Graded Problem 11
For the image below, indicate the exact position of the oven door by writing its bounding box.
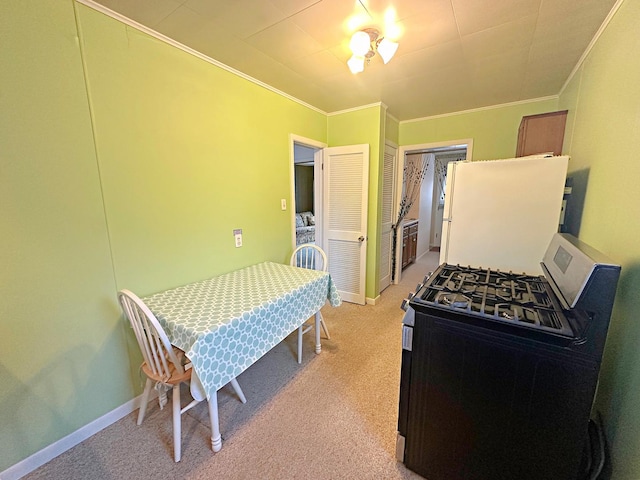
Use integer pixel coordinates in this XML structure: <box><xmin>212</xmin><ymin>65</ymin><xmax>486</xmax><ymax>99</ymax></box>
<box><xmin>402</xmin><ymin>309</ymin><xmax>599</xmax><ymax>480</ymax></box>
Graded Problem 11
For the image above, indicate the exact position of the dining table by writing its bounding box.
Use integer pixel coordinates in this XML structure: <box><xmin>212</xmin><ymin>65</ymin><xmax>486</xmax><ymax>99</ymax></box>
<box><xmin>143</xmin><ymin>261</ymin><xmax>341</xmax><ymax>452</ymax></box>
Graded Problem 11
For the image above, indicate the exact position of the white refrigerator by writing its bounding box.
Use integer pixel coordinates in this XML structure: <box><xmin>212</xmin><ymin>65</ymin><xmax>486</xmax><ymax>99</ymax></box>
<box><xmin>439</xmin><ymin>155</ymin><xmax>569</xmax><ymax>274</ymax></box>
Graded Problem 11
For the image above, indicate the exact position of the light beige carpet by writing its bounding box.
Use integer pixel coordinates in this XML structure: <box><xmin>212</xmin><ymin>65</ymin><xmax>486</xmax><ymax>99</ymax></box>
<box><xmin>23</xmin><ymin>253</ymin><xmax>440</xmax><ymax>480</ymax></box>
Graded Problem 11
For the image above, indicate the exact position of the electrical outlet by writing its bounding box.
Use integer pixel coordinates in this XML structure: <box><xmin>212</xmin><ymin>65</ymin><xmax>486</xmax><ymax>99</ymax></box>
<box><xmin>233</xmin><ymin>229</ymin><xmax>242</xmax><ymax>248</ymax></box>
<box><xmin>281</xmin><ymin>199</ymin><xmax>287</xmax><ymax>210</ymax></box>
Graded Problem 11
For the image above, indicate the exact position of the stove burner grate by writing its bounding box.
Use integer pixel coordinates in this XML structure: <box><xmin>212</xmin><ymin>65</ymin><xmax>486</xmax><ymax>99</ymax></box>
<box><xmin>418</xmin><ymin>264</ymin><xmax>568</xmax><ymax>333</ymax></box>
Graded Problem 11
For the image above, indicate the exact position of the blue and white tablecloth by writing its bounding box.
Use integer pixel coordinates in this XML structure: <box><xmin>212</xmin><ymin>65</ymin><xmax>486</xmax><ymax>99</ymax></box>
<box><xmin>143</xmin><ymin>261</ymin><xmax>341</xmax><ymax>400</ymax></box>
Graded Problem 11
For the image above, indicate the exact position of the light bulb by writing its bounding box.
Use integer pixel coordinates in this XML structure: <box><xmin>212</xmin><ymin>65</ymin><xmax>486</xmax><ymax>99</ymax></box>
<box><xmin>347</xmin><ymin>55</ymin><xmax>365</xmax><ymax>74</ymax></box>
<box><xmin>350</xmin><ymin>31</ymin><xmax>371</xmax><ymax>56</ymax></box>
<box><xmin>377</xmin><ymin>38</ymin><xmax>399</xmax><ymax>64</ymax></box>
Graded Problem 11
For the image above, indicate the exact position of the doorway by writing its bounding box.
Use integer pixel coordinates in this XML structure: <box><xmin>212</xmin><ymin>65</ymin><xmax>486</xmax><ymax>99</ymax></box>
<box><xmin>394</xmin><ymin>139</ymin><xmax>473</xmax><ymax>284</ymax></box>
<box><xmin>290</xmin><ymin>135</ymin><xmax>325</xmax><ymax>250</ymax></box>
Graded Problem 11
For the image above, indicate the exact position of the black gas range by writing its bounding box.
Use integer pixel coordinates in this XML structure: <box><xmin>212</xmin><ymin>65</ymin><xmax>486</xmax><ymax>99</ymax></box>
<box><xmin>397</xmin><ymin>233</ymin><xmax>620</xmax><ymax>480</ymax></box>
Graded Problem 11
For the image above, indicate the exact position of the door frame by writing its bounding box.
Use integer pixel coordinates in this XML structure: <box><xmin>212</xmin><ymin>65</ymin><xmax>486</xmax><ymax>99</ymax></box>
<box><xmin>289</xmin><ymin>134</ymin><xmax>327</xmax><ymax>250</ymax></box>
<box><xmin>379</xmin><ymin>140</ymin><xmax>398</xmax><ymax>293</ymax></box>
<box><xmin>394</xmin><ymin>139</ymin><xmax>474</xmax><ymax>284</ymax></box>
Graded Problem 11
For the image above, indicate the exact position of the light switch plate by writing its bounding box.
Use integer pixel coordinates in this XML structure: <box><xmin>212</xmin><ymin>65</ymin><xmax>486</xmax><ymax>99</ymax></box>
<box><xmin>233</xmin><ymin>229</ymin><xmax>242</xmax><ymax>248</ymax></box>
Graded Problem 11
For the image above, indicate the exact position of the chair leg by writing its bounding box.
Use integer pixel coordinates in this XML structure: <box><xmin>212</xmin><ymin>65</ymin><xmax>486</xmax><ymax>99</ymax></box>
<box><xmin>230</xmin><ymin>378</ymin><xmax>247</xmax><ymax>403</ymax></box>
<box><xmin>320</xmin><ymin>312</ymin><xmax>330</xmax><ymax>339</ymax></box>
<box><xmin>208</xmin><ymin>390</ymin><xmax>222</xmax><ymax>452</ymax></box>
<box><xmin>297</xmin><ymin>325</ymin><xmax>303</xmax><ymax>364</ymax></box>
<box><xmin>137</xmin><ymin>378</ymin><xmax>153</xmax><ymax>425</ymax></box>
<box><xmin>315</xmin><ymin>311</ymin><xmax>322</xmax><ymax>354</ymax></box>
<box><xmin>172</xmin><ymin>384</ymin><xmax>182</xmax><ymax>462</ymax></box>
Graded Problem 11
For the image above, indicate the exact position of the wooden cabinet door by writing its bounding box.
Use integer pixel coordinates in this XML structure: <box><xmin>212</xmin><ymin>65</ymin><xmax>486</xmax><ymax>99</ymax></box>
<box><xmin>402</xmin><ymin>224</ymin><xmax>418</xmax><ymax>269</ymax></box>
<box><xmin>402</xmin><ymin>228</ymin><xmax>409</xmax><ymax>268</ymax></box>
<box><xmin>409</xmin><ymin>225</ymin><xmax>418</xmax><ymax>263</ymax></box>
<box><xmin>516</xmin><ymin>110</ymin><xmax>568</xmax><ymax>157</ymax></box>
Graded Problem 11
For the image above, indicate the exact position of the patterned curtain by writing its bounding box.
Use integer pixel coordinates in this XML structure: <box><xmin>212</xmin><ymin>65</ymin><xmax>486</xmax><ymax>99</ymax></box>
<box><xmin>395</xmin><ymin>153</ymin><xmax>431</xmax><ymax>226</ymax></box>
<box><xmin>391</xmin><ymin>153</ymin><xmax>431</xmax><ymax>278</ymax></box>
<box><xmin>434</xmin><ymin>158</ymin><xmax>448</xmax><ymax>206</ymax></box>
<box><xmin>434</xmin><ymin>151</ymin><xmax>466</xmax><ymax>207</ymax></box>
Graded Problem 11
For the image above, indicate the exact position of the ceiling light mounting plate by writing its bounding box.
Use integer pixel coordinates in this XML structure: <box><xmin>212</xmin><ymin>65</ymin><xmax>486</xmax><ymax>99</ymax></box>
<box><xmin>363</xmin><ymin>28</ymin><xmax>380</xmax><ymax>58</ymax></box>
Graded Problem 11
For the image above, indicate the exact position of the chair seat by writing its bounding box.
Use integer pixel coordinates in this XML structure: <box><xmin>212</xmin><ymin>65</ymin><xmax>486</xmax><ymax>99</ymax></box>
<box><xmin>140</xmin><ymin>346</ymin><xmax>192</xmax><ymax>386</ymax></box>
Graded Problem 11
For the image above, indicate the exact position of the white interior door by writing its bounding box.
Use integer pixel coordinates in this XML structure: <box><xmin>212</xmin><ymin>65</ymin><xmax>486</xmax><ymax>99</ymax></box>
<box><xmin>322</xmin><ymin>145</ymin><xmax>369</xmax><ymax>305</ymax></box>
<box><xmin>379</xmin><ymin>144</ymin><xmax>397</xmax><ymax>292</ymax></box>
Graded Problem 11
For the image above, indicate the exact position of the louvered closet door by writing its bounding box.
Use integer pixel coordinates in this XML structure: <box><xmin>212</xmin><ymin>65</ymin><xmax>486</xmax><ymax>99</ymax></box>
<box><xmin>379</xmin><ymin>144</ymin><xmax>397</xmax><ymax>292</ymax></box>
<box><xmin>323</xmin><ymin>145</ymin><xmax>369</xmax><ymax>305</ymax></box>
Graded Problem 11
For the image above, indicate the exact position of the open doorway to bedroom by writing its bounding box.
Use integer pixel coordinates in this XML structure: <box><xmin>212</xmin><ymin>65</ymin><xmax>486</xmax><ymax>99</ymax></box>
<box><xmin>290</xmin><ymin>135</ymin><xmax>326</xmax><ymax>250</ymax></box>
<box><xmin>293</xmin><ymin>143</ymin><xmax>318</xmax><ymax>246</ymax></box>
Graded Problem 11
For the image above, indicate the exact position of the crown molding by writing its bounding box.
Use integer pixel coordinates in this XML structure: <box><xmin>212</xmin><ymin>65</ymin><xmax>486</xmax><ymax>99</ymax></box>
<box><xmin>559</xmin><ymin>0</ymin><xmax>625</xmax><ymax>96</ymax></box>
<box><xmin>400</xmin><ymin>95</ymin><xmax>559</xmax><ymax>124</ymax></box>
<box><xmin>74</xmin><ymin>0</ymin><xmax>616</xmax><ymax>129</ymax></box>
<box><xmin>327</xmin><ymin>102</ymin><xmax>386</xmax><ymax>117</ymax></box>
<box><xmin>74</xmin><ymin>0</ymin><xmax>327</xmax><ymax>116</ymax></box>
<box><xmin>386</xmin><ymin>111</ymin><xmax>400</xmax><ymax>123</ymax></box>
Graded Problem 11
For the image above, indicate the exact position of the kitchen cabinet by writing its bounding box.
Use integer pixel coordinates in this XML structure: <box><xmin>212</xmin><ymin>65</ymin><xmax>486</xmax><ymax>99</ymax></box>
<box><xmin>402</xmin><ymin>221</ymin><xmax>418</xmax><ymax>270</ymax></box>
<box><xmin>516</xmin><ymin>110</ymin><xmax>568</xmax><ymax>157</ymax></box>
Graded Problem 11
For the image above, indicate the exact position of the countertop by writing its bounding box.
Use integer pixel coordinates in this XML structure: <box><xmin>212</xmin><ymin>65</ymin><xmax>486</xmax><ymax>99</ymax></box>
<box><xmin>404</xmin><ymin>218</ymin><xmax>419</xmax><ymax>227</ymax></box>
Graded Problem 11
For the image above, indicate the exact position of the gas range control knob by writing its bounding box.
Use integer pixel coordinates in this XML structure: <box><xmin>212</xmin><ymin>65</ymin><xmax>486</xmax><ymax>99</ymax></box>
<box><xmin>401</xmin><ymin>298</ymin><xmax>409</xmax><ymax>311</ymax></box>
<box><xmin>401</xmin><ymin>292</ymin><xmax>415</xmax><ymax>311</ymax></box>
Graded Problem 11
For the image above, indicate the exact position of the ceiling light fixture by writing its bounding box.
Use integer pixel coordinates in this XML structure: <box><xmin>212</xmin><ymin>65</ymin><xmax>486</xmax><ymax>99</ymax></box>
<box><xmin>348</xmin><ymin>28</ymin><xmax>399</xmax><ymax>74</ymax></box>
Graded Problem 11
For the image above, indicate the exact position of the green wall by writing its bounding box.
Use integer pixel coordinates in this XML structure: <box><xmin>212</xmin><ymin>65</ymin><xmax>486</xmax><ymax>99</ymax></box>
<box><xmin>0</xmin><ymin>0</ymin><xmax>327</xmax><ymax>471</ymax></box>
<box><xmin>558</xmin><ymin>0</ymin><xmax>640</xmax><ymax>477</ymax></box>
<box><xmin>324</xmin><ymin>107</ymin><xmax>395</xmax><ymax>302</ymax></box>
<box><xmin>400</xmin><ymin>98</ymin><xmax>559</xmax><ymax>160</ymax></box>
<box><xmin>327</xmin><ymin>105</ymin><xmax>385</xmax><ymax>299</ymax></box>
<box><xmin>78</xmin><ymin>5</ymin><xmax>327</xmax><ymax>294</ymax></box>
<box><xmin>385</xmin><ymin>112</ymin><xmax>399</xmax><ymax>145</ymax></box>
<box><xmin>0</xmin><ymin>0</ymin><xmax>131</xmax><ymax>469</ymax></box>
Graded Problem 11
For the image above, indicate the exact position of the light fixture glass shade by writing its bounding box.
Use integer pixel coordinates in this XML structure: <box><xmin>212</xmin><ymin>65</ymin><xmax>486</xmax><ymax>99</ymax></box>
<box><xmin>377</xmin><ymin>38</ymin><xmax>399</xmax><ymax>64</ymax></box>
<box><xmin>347</xmin><ymin>55</ymin><xmax>365</xmax><ymax>74</ymax></box>
<box><xmin>350</xmin><ymin>31</ymin><xmax>371</xmax><ymax>56</ymax></box>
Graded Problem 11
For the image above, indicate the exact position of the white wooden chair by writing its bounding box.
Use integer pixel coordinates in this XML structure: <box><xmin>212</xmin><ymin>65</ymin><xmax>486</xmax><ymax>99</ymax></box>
<box><xmin>118</xmin><ymin>289</ymin><xmax>246</xmax><ymax>462</ymax></box>
<box><xmin>289</xmin><ymin>244</ymin><xmax>330</xmax><ymax>363</ymax></box>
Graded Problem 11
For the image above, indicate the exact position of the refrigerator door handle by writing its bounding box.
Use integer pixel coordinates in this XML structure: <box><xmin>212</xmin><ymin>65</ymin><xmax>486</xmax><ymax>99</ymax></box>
<box><xmin>442</xmin><ymin>161</ymin><xmax>457</xmax><ymax>221</ymax></box>
<box><xmin>439</xmin><ymin>162</ymin><xmax>457</xmax><ymax>264</ymax></box>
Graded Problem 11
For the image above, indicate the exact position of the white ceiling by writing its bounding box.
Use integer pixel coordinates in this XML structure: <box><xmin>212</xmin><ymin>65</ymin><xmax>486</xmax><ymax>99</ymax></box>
<box><xmin>88</xmin><ymin>0</ymin><xmax>617</xmax><ymax>121</ymax></box>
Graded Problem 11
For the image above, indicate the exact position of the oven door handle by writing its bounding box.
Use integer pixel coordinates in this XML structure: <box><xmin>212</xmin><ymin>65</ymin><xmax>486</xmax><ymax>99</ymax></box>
<box><xmin>402</xmin><ymin>325</ymin><xmax>413</xmax><ymax>351</ymax></box>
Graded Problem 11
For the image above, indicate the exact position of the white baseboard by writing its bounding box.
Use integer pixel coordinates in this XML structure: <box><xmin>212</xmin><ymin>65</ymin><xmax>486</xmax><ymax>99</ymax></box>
<box><xmin>0</xmin><ymin>393</ymin><xmax>149</xmax><ymax>480</ymax></box>
<box><xmin>366</xmin><ymin>295</ymin><xmax>380</xmax><ymax>305</ymax></box>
